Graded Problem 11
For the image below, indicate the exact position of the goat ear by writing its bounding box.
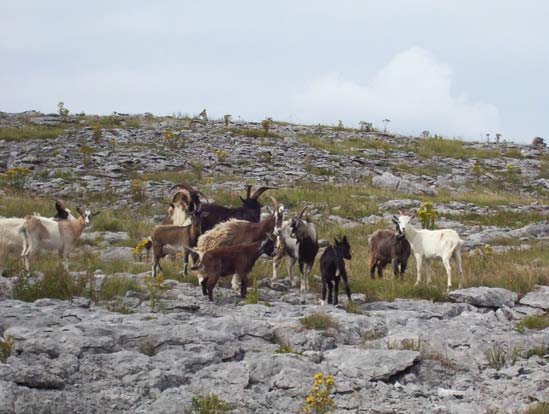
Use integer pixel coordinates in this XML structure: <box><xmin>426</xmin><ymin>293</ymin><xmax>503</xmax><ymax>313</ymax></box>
<box><xmin>239</xmin><ymin>196</ymin><xmax>246</xmax><ymax>203</ymax></box>
<box><xmin>91</xmin><ymin>211</ymin><xmax>101</xmax><ymax>218</ymax></box>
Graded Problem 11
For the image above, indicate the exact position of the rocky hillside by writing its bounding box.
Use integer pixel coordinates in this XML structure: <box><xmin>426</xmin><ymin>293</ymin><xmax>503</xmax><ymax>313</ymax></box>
<box><xmin>0</xmin><ymin>111</ymin><xmax>548</xmax><ymax>413</ymax></box>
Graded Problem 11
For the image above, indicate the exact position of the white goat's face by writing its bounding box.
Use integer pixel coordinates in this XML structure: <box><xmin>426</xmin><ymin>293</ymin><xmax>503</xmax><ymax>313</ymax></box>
<box><xmin>397</xmin><ymin>215</ymin><xmax>412</xmax><ymax>233</ymax></box>
<box><xmin>84</xmin><ymin>209</ymin><xmax>92</xmax><ymax>225</ymax></box>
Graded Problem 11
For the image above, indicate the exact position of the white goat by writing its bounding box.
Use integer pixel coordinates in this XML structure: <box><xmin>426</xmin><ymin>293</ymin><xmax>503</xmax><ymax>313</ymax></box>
<box><xmin>397</xmin><ymin>213</ymin><xmax>463</xmax><ymax>291</ymax></box>
<box><xmin>21</xmin><ymin>207</ymin><xmax>99</xmax><ymax>271</ymax></box>
<box><xmin>0</xmin><ymin>202</ymin><xmax>76</xmax><ymax>274</ymax></box>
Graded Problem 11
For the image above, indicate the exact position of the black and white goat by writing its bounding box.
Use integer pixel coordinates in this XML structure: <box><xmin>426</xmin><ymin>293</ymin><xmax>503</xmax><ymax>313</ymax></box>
<box><xmin>273</xmin><ymin>206</ymin><xmax>318</xmax><ymax>291</ymax></box>
<box><xmin>319</xmin><ymin>236</ymin><xmax>352</xmax><ymax>306</ymax></box>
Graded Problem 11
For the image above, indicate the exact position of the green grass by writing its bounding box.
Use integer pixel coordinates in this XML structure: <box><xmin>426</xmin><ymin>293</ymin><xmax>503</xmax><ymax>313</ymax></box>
<box><xmin>516</xmin><ymin>315</ymin><xmax>549</xmax><ymax>333</ymax></box>
<box><xmin>414</xmin><ymin>137</ymin><xmax>499</xmax><ymax>159</ymax></box>
<box><xmin>526</xmin><ymin>403</ymin><xmax>549</xmax><ymax>414</ymax></box>
<box><xmin>299</xmin><ymin>312</ymin><xmax>340</xmax><ymax>331</ymax></box>
<box><xmin>224</xmin><ymin>127</ymin><xmax>282</xmax><ymax>139</ymax></box>
<box><xmin>13</xmin><ymin>271</ymin><xmax>94</xmax><ymax>302</ymax></box>
<box><xmin>0</xmin><ymin>126</ymin><xmax>69</xmax><ymax>142</ymax></box>
<box><xmin>187</xmin><ymin>393</ymin><xmax>232</xmax><ymax>414</ymax></box>
<box><xmin>0</xmin><ymin>336</ymin><xmax>14</xmax><ymax>363</ymax></box>
<box><xmin>299</xmin><ymin>134</ymin><xmax>393</xmax><ymax>157</ymax></box>
<box><xmin>99</xmin><ymin>276</ymin><xmax>143</xmax><ymax>301</ymax></box>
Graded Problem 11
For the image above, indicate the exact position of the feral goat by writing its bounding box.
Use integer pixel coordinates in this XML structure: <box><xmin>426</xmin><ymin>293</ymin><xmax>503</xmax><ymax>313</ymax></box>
<box><xmin>320</xmin><ymin>236</ymin><xmax>352</xmax><ymax>306</ymax></box>
<box><xmin>151</xmin><ymin>204</ymin><xmax>204</xmax><ymax>277</ymax></box>
<box><xmin>196</xmin><ymin>196</ymin><xmax>283</xmax><ymax>290</ymax></box>
<box><xmin>199</xmin><ymin>184</ymin><xmax>274</xmax><ymax>233</ymax></box>
<box><xmin>22</xmin><ymin>207</ymin><xmax>99</xmax><ymax>271</ymax></box>
<box><xmin>192</xmin><ymin>236</ymin><xmax>276</xmax><ymax>301</ymax></box>
<box><xmin>163</xmin><ymin>182</ymin><xmax>205</xmax><ymax>226</ymax></box>
<box><xmin>0</xmin><ymin>201</ymin><xmax>75</xmax><ymax>274</ymax></box>
<box><xmin>368</xmin><ymin>219</ymin><xmax>411</xmax><ymax>279</ymax></box>
<box><xmin>397</xmin><ymin>212</ymin><xmax>463</xmax><ymax>291</ymax></box>
<box><xmin>286</xmin><ymin>206</ymin><xmax>319</xmax><ymax>291</ymax></box>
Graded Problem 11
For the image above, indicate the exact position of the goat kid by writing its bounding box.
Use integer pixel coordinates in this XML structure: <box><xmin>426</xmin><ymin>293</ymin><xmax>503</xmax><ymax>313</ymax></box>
<box><xmin>368</xmin><ymin>226</ymin><xmax>411</xmax><ymax>279</ymax></box>
<box><xmin>22</xmin><ymin>207</ymin><xmax>99</xmax><ymax>271</ymax></box>
<box><xmin>397</xmin><ymin>212</ymin><xmax>463</xmax><ymax>291</ymax></box>
<box><xmin>289</xmin><ymin>207</ymin><xmax>319</xmax><ymax>291</ymax></box>
<box><xmin>151</xmin><ymin>207</ymin><xmax>204</xmax><ymax>277</ymax></box>
<box><xmin>320</xmin><ymin>236</ymin><xmax>352</xmax><ymax>306</ymax></box>
<box><xmin>192</xmin><ymin>237</ymin><xmax>275</xmax><ymax>301</ymax></box>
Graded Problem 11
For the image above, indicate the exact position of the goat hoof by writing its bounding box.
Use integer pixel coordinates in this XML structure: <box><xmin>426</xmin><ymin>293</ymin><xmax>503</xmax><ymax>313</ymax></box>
<box><xmin>320</xmin><ymin>300</ymin><xmax>326</xmax><ymax>306</ymax></box>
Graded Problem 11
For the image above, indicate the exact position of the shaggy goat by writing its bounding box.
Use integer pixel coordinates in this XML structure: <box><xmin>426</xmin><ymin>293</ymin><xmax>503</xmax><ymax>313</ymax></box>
<box><xmin>21</xmin><ymin>207</ymin><xmax>99</xmax><ymax>271</ymax></box>
<box><xmin>151</xmin><ymin>205</ymin><xmax>203</xmax><ymax>277</ymax></box>
<box><xmin>192</xmin><ymin>236</ymin><xmax>276</xmax><ymax>301</ymax></box>
<box><xmin>199</xmin><ymin>185</ymin><xmax>274</xmax><ymax>233</ymax></box>
<box><xmin>163</xmin><ymin>182</ymin><xmax>205</xmax><ymax>226</ymax></box>
<box><xmin>320</xmin><ymin>236</ymin><xmax>352</xmax><ymax>306</ymax></box>
<box><xmin>196</xmin><ymin>196</ymin><xmax>283</xmax><ymax>289</ymax></box>
<box><xmin>368</xmin><ymin>223</ymin><xmax>411</xmax><ymax>279</ymax></box>
<box><xmin>396</xmin><ymin>212</ymin><xmax>463</xmax><ymax>291</ymax></box>
<box><xmin>288</xmin><ymin>207</ymin><xmax>319</xmax><ymax>291</ymax></box>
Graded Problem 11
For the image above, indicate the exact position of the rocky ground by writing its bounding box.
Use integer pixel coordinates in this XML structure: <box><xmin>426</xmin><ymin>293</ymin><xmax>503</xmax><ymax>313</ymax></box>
<box><xmin>0</xmin><ymin>112</ymin><xmax>548</xmax><ymax>413</ymax></box>
<box><xmin>0</xmin><ymin>279</ymin><xmax>548</xmax><ymax>414</ymax></box>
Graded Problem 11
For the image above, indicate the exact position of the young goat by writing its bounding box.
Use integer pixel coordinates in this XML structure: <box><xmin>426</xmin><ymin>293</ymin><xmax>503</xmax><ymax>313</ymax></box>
<box><xmin>151</xmin><ymin>205</ymin><xmax>203</xmax><ymax>277</ymax></box>
<box><xmin>21</xmin><ymin>207</ymin><xmax>99</xmax><ymax>271</ymax></box>
<box><xmin>368</xmin><ymin>223</ymin><xmax>411</xmax><ymax>279</ymax></box>
<box><xmin>397</xmin><ymin>212</ymin><xmax>464</xmax><ymax>291</ymax></box>
<box><xmin>319</xmin><ymin>236</ymin><xmax>352</xmax><ymax>306</ymax></box>
<box><xmin>288</xmin><ymin>207</ymin><xmax>319</xmax><ymax>291</ymax></box>
<box><xmin>192</xmin><ymin>236</ymin><xmax>275</xmax><ymax>301</ymax></box>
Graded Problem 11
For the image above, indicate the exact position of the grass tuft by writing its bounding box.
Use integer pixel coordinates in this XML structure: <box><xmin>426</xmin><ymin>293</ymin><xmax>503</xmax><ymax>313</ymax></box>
<box><xmin>300</xmin><ymin>312</ymin><xmax>340</xmax><ymax>331</ymax></box>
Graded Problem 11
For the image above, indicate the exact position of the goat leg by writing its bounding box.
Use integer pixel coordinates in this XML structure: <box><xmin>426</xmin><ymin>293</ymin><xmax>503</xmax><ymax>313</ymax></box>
<box><xmin>240</xmin><ymin>273</ymin><xmax>248</xmax><ymax>299</ymax></box>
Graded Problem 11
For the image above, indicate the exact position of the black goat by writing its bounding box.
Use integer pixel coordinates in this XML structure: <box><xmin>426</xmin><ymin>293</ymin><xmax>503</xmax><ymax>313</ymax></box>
<box><xmin>200</xmin><ymin>185</ymin><xmax>274</xmax><ymax>233</ymax></box>
<box><xmin>319</xmin><ymin>236</ymin><xmax>352</xmax><ymax>306</ymax></box>
<box><xmin>368</xmin><ymin>223</ymin><xmax>411</xmax><ymax>279</ymax></box>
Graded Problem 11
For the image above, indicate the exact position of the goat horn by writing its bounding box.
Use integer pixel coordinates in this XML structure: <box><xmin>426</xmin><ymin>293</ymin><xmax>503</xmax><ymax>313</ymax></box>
<box><xmin>268</xmin><ymin>196</ymin><xmax>279</xmax><ymax>211</ymax></box>
<box><xmin>55</xmin><ymin>200</ymin><xmax>66</xmax><ymax>212</ymax></box>
<box><xmin>251</xmin><ymin>186</ymin><xmax>275</xmax><ymax>199</ymax></box>
<box><xmin>169</xmin><ymin>182</ymin><xmax>196</xmax><ymax>193</ymax></box>
<box><xmin>245</xmin><ymin>184</ymin><xmax>252</xmax><ymax>199</ymax></box>
<box><xmin>297</xmin><ymin>205</ymin><xmax>308</xmax><ymax>219</ymax></box>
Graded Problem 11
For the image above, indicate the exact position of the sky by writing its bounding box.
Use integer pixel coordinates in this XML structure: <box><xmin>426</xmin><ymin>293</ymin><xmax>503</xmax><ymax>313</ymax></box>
<box><xmin>1</xmin><ymin>1</ymin><xmax>548</xmax><ymax>143</ymax></box>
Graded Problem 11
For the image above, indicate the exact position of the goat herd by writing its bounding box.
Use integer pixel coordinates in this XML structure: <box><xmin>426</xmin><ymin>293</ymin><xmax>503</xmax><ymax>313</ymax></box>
<box><xmin>0</xmin><ymin>183</ymin><xmax>465</xmax><ymax>305</ymax></box>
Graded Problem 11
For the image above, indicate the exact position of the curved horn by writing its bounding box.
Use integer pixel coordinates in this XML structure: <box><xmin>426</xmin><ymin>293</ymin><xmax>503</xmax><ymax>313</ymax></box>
<box><xmin>268</xmin><ymin>196</ymin><xmax>279</xmax><ymax>212</ymax></box>
<box><xmin>297</xmin><ymin>205</ymin><xmax>308</xmax><ymax>219</ymax></box>
<box><xmin>245</xmin><ymin>184</ymin><xmax>252</xmax><ymax>200</ymax></box>
<box><xmin>55</xmin><ymin>200</ymin><xmax>66</xmax><ymax>212</ymax></box>
<box><xmin>169</xmin><ymin>182</ymin><xmax>196</xmax><ymax>193</ymax></box>
<box><xmin>251</xmin><ymin>186</ymin><xmax>275</xmax><ymax>199</ymax></box>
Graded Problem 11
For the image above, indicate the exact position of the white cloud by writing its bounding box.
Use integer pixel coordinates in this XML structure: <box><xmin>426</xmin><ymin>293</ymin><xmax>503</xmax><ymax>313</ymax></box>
<box><xmin>291</xmin><ymin>47</ymin><xmax>501</xmax><ymax>139</ymax></box>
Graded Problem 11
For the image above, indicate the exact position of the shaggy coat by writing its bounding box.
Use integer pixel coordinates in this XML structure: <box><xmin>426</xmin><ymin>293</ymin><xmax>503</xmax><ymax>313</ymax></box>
<box><xmin>193</xmin><ymin>238</ymin><xmax>275</xmax><ymax>301</ymax></box>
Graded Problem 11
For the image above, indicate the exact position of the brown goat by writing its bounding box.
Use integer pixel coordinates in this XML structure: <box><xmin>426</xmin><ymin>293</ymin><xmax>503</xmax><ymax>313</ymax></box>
<box><xmin>368</xmin><ymin>229</ymin><xmax>411</xmax><ymax>279</ymax></box>
<box><xmin>192</xmin><ymin>237</ymin><xmax>275</xmax><ymax>301</ymax></box>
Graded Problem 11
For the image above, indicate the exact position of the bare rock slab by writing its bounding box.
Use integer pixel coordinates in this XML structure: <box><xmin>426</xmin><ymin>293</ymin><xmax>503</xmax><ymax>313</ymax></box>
<box><xmin>519</xmin><ymin>286</ymin><xmax>549</xmax><ymax>310</ymax></box>
<box><xmin>448</xmin><ymin>287</ymin><xmax>518</xmax><ymax>308</ymax></box>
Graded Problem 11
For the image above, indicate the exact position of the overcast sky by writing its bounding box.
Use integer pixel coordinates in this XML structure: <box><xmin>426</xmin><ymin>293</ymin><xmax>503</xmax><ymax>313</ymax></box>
<box><xmin>1</xmin><ymin>1</ymin><xmax>548</xmax><ymax>143</ymax></box>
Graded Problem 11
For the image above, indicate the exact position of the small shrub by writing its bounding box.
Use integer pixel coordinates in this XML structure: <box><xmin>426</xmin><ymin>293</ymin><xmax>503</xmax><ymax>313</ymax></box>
<box><xmin>261</xmin><ymin>117</ymin><xmax>273</xmax><ymax>134</ymax></box>
<box><xmin>362</xmin><ymin>330</ymin><xmax>385</xmax><ymax>342</ymax></box>
<box><xmin>13</xmin><ymin>271</ymin><xmax>92</xmax><ymax>302</ymax></box>
<box><xmin>144</xmin><ymin>274</ymin><xmax>166</xmax><ymax>310</ymax></box>
<box><xmin>133</xmin><ymin>238</ymin><xmax>151</xmax><ymax>261</ymax></box>
<box><xmin>344</xmin><ymin>302</ymin><xmax>362</xmax><ymax>314</ymax></box>
<box><xmin>92</xmin><ymin>125</ymin><xmax>102</xmax><ymax>143</ymax></box>
<box><xmin>223</xmin><ymin>114</ymin><xmax>231</xmax><ymax>127</ymax></box>
<box><xmin>386</xmin><ymin>337</ymin><xmax>422</xmax><ymax>351</ymax></box>
<box><xmin>244</xmin><ymin>275</ymin><xmax>259</xmax><ymax>305</ymax></box>
<box><xmin>516</xmin><ymin>315</ymin><xmax>549</xmax><ymax>333</ymax></box>
<box><xmin>300</xmin><ymin>312</ymin><xmax>339</xmax><ymax>331</ymax></box>
<box><xmin>80</xmin><ymin>144</ymin><xmax>95</xmax><ymax>167</ymax></box>
<box><xmin>485</xmin><ymin>345</ymin><xmax>507</xmax><ymax>370</ymax></box>
<box><xmin>130</xmin><ymin>179</ymin><xmax>145</xmax><ymax>201</ymax></box>
<box><xmin>187</xmin><ymin>392</ymin><xmax>231</xmax><ymax>414</ymax></box>
<box><xmin>303</xmin><ymin>372</ymin><xmax>336</xmax><ymax>414</ymax></box>
<box><xmin>2</xmin><ymin>167</ymin><xmax>31</xmax><ymax>190</ymax></box>
<box><xmin>0</xmin><ymin>336</ymin><xmax>15</xmax><ymax>363</ymax></box>
<box><xmin>417</xmin><ymin>201</ymin><xmax>438</xmax><ymax>229</ymax></box>
<box><xmin>525</xmin><ymin>344</ymin><xmax>549</xmax><ymax>359</ymax></box>
<box><xmin>215</xmin><ymin>149</ymin><xmax>228</xmax><ymax>163</ymax></box>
